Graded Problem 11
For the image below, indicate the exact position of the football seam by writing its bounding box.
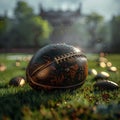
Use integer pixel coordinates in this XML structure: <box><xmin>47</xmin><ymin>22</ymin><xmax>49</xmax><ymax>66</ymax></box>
<box><xmin>27</xmin><ymin>71</ymin><xmax>86</xmax><ymax>89</ymax></box>
<box><xmin>54</xmin><ymin>52</ymin><xmax>86</xmax><ymax>64</ymax></box>
<box><xmin>31</xmin><ymin>52</ymin><xmax>86</xmax><ymax>76</ymax></box>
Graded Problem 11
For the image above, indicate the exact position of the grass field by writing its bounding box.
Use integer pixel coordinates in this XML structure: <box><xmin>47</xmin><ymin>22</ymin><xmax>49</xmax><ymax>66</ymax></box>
<box><xmin>0</xmin><ymin>53</ymin><xmax>120</xmax><ymax>120</ymax></box>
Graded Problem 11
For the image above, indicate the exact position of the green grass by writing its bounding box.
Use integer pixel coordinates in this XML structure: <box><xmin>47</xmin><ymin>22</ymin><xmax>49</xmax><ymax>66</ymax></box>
<box><xmin>0</xmin><ymin>53</ymin><xmax>120</xmax><ymax>120</ymax></box>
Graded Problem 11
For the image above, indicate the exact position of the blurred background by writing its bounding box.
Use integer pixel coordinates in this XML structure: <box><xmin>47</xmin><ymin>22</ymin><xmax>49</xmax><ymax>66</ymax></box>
<box><xmin>0</xmin><ymin>0</ymin><xmax>120</xmax><ymax>53</ymax></box>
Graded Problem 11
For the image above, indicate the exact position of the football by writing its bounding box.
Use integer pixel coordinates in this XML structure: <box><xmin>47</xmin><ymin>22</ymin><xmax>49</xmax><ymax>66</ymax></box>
<box><xmin>9</xmin><ymin>76</ymin><xmax>26</xmax><ymax>87</ymax></box>
<box><xmin>94</xmin><ymin>71</ymin><xmax>110</xmax><ymax>81</ymax></box>
<box><xmin>93</xmin><ymin>80</ymin><xmax>119</xmax><ymax>90</ymax></box>
<box><xmin>88</xmin><ymin>69</ymin><xmax>97</xmax><ymax>76</ymax></box>
<box><xmin>26</xmin><ymin>43</ymin><xmax>88</xmax><ymax>90</ymax></box>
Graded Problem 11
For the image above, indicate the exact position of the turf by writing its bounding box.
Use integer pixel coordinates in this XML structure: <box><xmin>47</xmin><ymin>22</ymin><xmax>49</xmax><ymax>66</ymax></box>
<box><xmin>0</xmin><ymin>53</ymin><xmax>120</xmax><ymax>120</ymax></box>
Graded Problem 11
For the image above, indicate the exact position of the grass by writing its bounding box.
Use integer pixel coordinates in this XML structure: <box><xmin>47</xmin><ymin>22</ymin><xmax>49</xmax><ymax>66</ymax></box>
<box><xmin>0</xmin><ymin>53</ymin><xmax>120</xmax><ymax>120</ymax></box>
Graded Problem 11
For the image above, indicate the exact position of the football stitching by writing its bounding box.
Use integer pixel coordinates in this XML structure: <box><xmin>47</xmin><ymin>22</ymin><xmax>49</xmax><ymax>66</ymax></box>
<box><xmin>27</xmin><ymin>71</ymin><xmax>86</xmax><ymax>89</ymax></box>
<box><xmin>54</xmin><ymin>52</ymin><xmax>86</xmax><ymax>64</ymax></box>
<box><xmin>31</xmin><ymin>52</ymin><xmax>86</xmax><ymax>76</ymax></box>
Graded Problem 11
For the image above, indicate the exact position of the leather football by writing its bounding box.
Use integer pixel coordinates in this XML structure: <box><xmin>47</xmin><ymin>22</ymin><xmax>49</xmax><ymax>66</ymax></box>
<box><xmin>93</xmin><ymin>80</ymin><xmax>119</xmax><ymax>90</ymax></box>
<box><xmin>9</xmin><ymin>76</ymin><xmax>26</xmax><ymax>87</ymax></box>
<box><xmin>26</xmin><ymin>44</ymin><xmax>88</xmax><ymax>90</ymax></box>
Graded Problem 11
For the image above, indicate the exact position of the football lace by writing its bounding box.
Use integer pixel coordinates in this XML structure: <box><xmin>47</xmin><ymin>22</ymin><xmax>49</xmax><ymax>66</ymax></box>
<box><xmin>54</xmin><ymin>52</ymin><xmax>86</xmax><ymax>64</ymax></box>
<box><xmin>31</xmin><ymin>52</ymin><xmax>86</xmax><ymax>76</ymax></box>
